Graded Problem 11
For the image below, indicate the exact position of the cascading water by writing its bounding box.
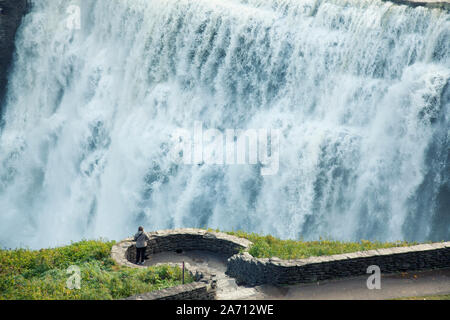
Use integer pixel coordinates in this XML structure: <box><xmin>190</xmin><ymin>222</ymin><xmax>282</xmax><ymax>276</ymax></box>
<box><xmin>0</xmin><ymin>0</ymin><xmax>448</xmax><ymax>249</ymax></box>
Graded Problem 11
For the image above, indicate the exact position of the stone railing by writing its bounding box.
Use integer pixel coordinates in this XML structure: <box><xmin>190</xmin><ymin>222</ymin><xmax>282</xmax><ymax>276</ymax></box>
<box><xmin>124</xmin><ymin>282</ymin><xmax>215</xmax><ymax>300</ymax></box>
<box><xmin>111</xmin><ymin>228</ymin><xmax>251</xmax><ymax>267</ymax></box>
<box><xmin>111</xmin><ymin>228</ymin><xmax>252</xmax><ymax>300</ymax></box>
<box><xmin>112</xmin><ymin>229</ymin><xmax>450</xmax><ymax>297</ymax></box>
<box><xmin>226</xmin><ymin>242</ymin><xmax>450</xmax><ymax>286</ymax></box>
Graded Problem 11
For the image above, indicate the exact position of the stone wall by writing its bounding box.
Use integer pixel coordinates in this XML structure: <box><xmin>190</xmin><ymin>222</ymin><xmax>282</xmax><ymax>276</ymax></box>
<box><xmin>0</xmin><ymin>0</ymin><xmax>29</xmax><ymax>112</ymax></box>
<box><xmin>226</xmin><ymin>242</ymin><xmax>450</xmax><ymax>286</ymax></box>
<box><xmin>112</xmin><ymin>229</ymin><xmax>450</xmax><ymax>298</ymax></box>
<box><xmin>124</xmin><ymin>282</ymin><xmax>216</xmax><ymax>300</ymax></box>
<box><xmin>111</xmin><ymin>228</ymin><xmax>251</xmax><ymax>268</ymax></box>
<box><xmin>111</xmin><ymin>229</ymin><xmax>251</xmax><ymax>300</ymax></box>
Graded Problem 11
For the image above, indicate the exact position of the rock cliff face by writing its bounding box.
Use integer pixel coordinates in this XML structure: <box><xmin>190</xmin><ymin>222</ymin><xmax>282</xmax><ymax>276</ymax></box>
<box><xmin>0</xmin><ymin>0</ymin><xmax>28</xmax><ymax>113</ymax></box>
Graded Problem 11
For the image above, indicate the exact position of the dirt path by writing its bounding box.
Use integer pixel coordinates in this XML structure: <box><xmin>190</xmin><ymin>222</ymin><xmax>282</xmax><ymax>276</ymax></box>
<box><xmin>143</xmin><ymin>251</ymin><xmax>450</xmax><ymax>300</ymax></box>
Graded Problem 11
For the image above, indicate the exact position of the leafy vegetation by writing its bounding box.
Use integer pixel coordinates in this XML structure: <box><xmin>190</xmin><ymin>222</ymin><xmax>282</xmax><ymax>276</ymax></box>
<box><xmin>224</xmin><ymin>230</ymin><xmax>417</xmax><ymax>260</ymax></box>
<box><xmin>0</xmin><ymin>240</ymin><xmax>192</xmax><ymax>300</ymax></box>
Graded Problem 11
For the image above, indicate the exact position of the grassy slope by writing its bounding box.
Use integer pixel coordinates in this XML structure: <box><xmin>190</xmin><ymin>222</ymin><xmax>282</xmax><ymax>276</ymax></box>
<box><xmin>0</xmin><ymin>240</ymin><xmax>192</xmax><ymax>300</ymax></box>
<box><xmin>225</xmin><ymin>230</ymin><xmax>417</xmax><ymax>260</ymax></box>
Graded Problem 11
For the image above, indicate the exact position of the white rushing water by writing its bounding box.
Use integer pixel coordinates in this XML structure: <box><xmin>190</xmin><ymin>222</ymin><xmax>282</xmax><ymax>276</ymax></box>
<box><xmin>0</xmin><ymin>0</ymin><xmax>449</xmax><ymax>249</ymax></box>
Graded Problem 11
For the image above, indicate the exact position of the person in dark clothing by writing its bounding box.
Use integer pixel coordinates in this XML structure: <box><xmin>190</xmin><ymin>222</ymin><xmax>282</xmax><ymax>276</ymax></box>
<box><xmin>134</xmin><ymin>226</ymin><xmax>150</xmax><ymax>265</ymax></box>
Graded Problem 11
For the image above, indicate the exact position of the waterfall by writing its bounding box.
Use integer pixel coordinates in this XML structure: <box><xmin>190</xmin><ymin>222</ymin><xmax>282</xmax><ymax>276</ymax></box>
<box><xmin>0</xmin><ymin>0</ymin><xmax>448</xmax><ymax>249</ymax></box>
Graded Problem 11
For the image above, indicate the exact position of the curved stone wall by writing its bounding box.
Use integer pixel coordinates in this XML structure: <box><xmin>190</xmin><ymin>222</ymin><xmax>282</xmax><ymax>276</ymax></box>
<box><xmin>124</xmin><ymin>282</ymin><xmax>216</xmax><ymax>300</ymax></box>
<box><xmin>112</xmin><ymin>229</ymin><xmax>450</xmax><ymax>298</ymax></box>
<box><xmin>111</xmin><ymin>228</ymin><xmax>252</xmax><ymax>268</ymax></box>
<box><xmin>111</xmin><ymin>228</ymin><xmax>252</xmax><ymax>300</ymax></box>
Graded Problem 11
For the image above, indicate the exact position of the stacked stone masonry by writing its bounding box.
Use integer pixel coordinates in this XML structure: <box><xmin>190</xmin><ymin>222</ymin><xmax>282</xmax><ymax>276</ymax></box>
<box><xmin>111</xmin><ymin>229</ymin><xmax>450</xmax><ymax>298</ymax></box>
<box><xmin>125</xmin><ymin>282</ymin><xmax>215</xmax><ymax>300</ymax></box>
<box><xmin>111</xmin><ymin>229</ymin><xmax>252</xmax><ymax>300</ymax></box>
<box><xmin>226</xmin><ymin>242</ymin><xmax>450</xmax><ymax>286</ymax></box>
<box><xmin>111</xmin><ymin>228</ymin><xmax>251</xmax><ymax>268</ymax></box>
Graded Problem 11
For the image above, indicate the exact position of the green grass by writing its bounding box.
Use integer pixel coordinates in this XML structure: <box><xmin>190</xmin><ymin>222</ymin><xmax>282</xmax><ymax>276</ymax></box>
<box><xmin>224</xmin><ymin>230</ymin><xmax>417</xmax><ymax>260</ymax></box>
<box><xmin>396</xmin><ymin>294</ymin><xmax>450</xmax><ymax>300</ymax></box>
<box><xmin>0</xmin><ymin>240</ymin><xmax>192</xmax><ymax>300</ymax></box>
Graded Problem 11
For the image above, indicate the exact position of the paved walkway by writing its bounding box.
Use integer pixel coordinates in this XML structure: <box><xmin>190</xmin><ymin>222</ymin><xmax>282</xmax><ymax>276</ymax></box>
<box><xmin>143</xmin><ymin>250</ymin><xmax>259</xmax><ymax>300</ymax></box>
<box><xmin>143</xmin><ymin>250</ymin><xmax>450</xmax><ymax>300</ymax></box>
<box><xmin>248</xmin><ymin>268</ymin><xmax>450</xmax><ymax>300</ymax></box>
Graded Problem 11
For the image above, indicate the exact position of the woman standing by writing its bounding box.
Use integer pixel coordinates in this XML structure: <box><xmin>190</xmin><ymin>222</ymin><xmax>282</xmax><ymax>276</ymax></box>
<box><xmin>134</xmin><ymin>226</ymin><xmax>149</xmax><ymax>265</ymax></box>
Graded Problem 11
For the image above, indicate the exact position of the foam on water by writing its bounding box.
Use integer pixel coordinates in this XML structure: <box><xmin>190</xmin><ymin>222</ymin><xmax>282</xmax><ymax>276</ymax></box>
<box><xmin>0</xmin><ymin>0</ymin><xmax>448</xmax><ymax>248</ymax></box>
